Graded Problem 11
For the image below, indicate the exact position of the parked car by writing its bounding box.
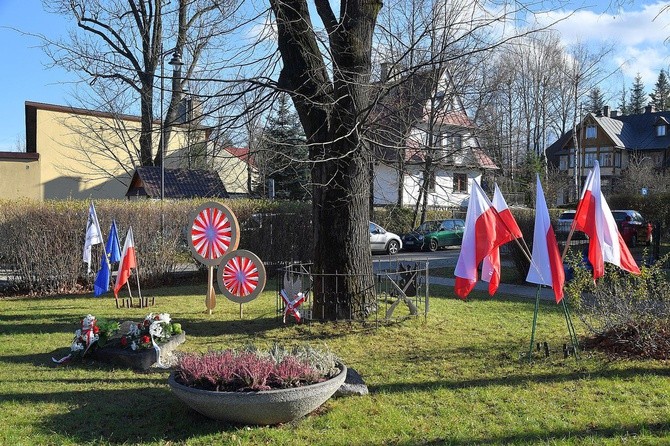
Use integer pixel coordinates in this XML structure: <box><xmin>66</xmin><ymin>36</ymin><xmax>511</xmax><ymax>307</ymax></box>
<box><xmin>611</xmin><ymin>210</ymin><xmax>652</xmax><ymax>247</ymax></box>
<box><xmin>554</xmin><ymin>210</ymin><xmax>587</xmax><ymax>240</ymax></box>
<box><xmin>369</xmin><ymin>222</ymin><xmax>402</xmax><ymax>255</ymax></box>
<box><xmin>401</xmin><ymin>219</ymin><xmax>465</xmax><ymax>252</ymax></box>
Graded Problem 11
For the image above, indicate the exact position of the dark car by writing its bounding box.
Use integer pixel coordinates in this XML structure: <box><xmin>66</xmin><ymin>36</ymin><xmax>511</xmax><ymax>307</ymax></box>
<box><xmin>401</xmin><ymin>219</ymin><xmax>465</xmax><ymax>252</ymax></box>
<box><xmin>611</xmin><ymin>210</ymin><xmax>652</xmax><ymax>247</ymax></box>
<box><xmin>555</xmin><ymin>210</ymin><xmax>587</xmax><ymax>240</ymax></box>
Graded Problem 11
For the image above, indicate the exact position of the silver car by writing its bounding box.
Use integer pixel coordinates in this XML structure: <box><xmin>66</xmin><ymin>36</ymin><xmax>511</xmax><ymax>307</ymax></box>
<box><xmin>369</xmin><ymin>222</ymin><xmax>402</xmax><ymax>255</ymax></box>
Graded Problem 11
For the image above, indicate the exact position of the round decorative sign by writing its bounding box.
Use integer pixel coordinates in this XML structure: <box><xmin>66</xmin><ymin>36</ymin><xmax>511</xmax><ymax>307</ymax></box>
<box><xmin>216</xmin><ymin>250</ymin><xmax>266</xmax><ymax>304</ymax></box>
<box><xmin>188</xmin><ymin>202</ymin><xmax>240</xmax><ymax>266</ymax></box>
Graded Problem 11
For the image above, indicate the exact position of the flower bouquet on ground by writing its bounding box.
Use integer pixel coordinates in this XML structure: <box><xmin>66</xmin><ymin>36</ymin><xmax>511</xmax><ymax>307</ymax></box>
<box><xmin>119</xmin><ymin>313</ymin><xmax>182</xmax><ymax>351</ymax></box>
<box><xmin>53</xmin><ymin>313</ymin><xmax>185</xmax><ymax>369</ymax></box>
<box><xmin>52</xmin><ymin>314</ymin><xmax>120</xmax><ymax>364</ymax></box>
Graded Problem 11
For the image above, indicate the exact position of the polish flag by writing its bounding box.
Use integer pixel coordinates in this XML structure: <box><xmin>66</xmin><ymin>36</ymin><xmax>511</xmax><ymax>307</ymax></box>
<box><xmin>114</xmin><ymin>226</ymin><xmax>137</xmax><ymax>298</ymax></box>
<box><xmin>526</xmin><ymin>175</ymin><xmax>565</xmax><ymax>302</ymax></box>
<box><xmin>481</xmin><ymin>184</ymin><xmax>523</xmax><ymax>295</ymax></box>
<box><xmin>572</xmin><ymin>161</ymin><xmax>640</xmax><ymax>279</ymax></box>
<box><xmin>454</xmin><ymin>181</ymin><xmax>508</xmax><ymax>298</ymax></box>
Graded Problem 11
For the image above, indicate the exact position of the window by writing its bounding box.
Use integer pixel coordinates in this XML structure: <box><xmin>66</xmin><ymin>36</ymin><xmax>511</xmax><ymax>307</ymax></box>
<box><xmin>453</xmin><ymin>173</ymin><xmax>468</xmax><ymax>193</ymax></box>
<box><xmin>585</xmin><ymin>125</ymin><xmax>597</xmax><ymax>139</ymax></box>
<box><xmin>441</xmin><ymin>220</ymin><xmax>455</xmax><ymax>230</ymax></box>
<box><xmin>600</xmin><ymin>152</ymin><xmax>613</xmax><ymax>167</ymax></box>
<box><xmin>657</xmin><ymin>125</ymin><xmax>666</xmax><ymax>137</ymax></box>
<box><xmin>615</xmin><ymin>152</ymin><xmax>621</xmax><ymax>167</ymax></box>
<box><xmin>559</xmin><ymin>156</ymin><xmax>568</xmax><ymax>170</ymax></box>
<box><xmin>569</xmin><ymin>151</ymin><xmax>575</xmax><ymax>168</ymax></box>
<box><xmin>584</xmin><ymin>152</ymin><xmax>597</xmax><ymax>167</ymax></box>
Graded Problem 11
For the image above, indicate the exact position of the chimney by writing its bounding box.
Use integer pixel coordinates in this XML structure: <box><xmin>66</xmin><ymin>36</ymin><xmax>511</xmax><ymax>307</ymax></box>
<box><xmin>602</xmin><ymin>105</ymin><xmax>610</xmax><ymax>117</ymax></box>
<box><xmin>611</xmin><ymin>110</ymin><xmax>618</xmax><ymax>118</ymax></box>
<box><xmin>645</xmin><ymin>104</ymin><xmax>656</xmax><ymax>114</ymax></box>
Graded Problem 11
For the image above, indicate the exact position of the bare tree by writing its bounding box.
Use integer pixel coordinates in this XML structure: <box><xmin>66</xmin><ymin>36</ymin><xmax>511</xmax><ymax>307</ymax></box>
<box><xmin>269</xmin><ymin>0</ymin><xmax>380</xmax><ymax>319</ymax></box>
<box><xmin>40</xmin><ymin>0</ymin><xmax>240</xmax><ymax>171</ymax></box>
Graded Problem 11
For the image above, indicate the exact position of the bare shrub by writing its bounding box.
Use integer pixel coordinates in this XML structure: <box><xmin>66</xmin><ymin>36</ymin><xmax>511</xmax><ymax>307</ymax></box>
<box><xmin>564</xmin><ymin>251</ymin><xmax>670</xmax><ymax>359</ymax></box>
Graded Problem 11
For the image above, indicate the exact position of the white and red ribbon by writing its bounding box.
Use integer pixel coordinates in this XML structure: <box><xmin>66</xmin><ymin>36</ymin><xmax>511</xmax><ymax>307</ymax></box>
<box><xmin>280</xmin><ymin>290</ymin><xmax>306</xmax><ymax>323</ymax></box>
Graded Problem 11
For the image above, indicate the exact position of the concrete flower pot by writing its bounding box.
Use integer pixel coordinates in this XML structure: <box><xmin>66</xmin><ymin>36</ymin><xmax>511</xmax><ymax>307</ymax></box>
<box><xmin>167</xmin><ymin>363</ymin><xmax>347</xmax><ymax>425</ymax></box>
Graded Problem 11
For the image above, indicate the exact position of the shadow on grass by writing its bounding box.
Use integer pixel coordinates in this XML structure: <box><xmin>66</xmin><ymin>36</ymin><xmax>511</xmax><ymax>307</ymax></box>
<box><xmin>3</xmin><ymin>386</ymin><xmax>241</xmax><ymax>443</ymax></box>
<box><xmin>359</xmin><ymin>421</ymin><xmax>670</xmax><ymax>445</ymax></box>
<box><xmin>369</xmin><ymin>365</ymin><xmax>670</xmax><ymax>394</ymax></box>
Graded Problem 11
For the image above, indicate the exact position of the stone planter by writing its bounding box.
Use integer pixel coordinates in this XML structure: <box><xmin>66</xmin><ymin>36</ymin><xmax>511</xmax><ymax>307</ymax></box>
<box><xmin>167</xmin><ymin>363</ymin><xmax>347</xmax><ymax>425</ymax></box>
<box><xmin>91</xmin><ymin>332</ymin><xmax>186</xmax><ymax>370</ymax></box>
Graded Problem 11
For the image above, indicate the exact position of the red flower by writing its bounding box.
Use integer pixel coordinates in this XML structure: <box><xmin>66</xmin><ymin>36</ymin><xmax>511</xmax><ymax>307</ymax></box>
<box><xmin>120</xmin><ymin>337</ymin><xmax>128</xmax><ymax>347</ymax></box>
<box><xmin>143</xmin><ymin>320</ymin><xmax>150</xmax><ymax>327</ymax></box>
<box><xmin>141</xmin><ymin>335</ymin><xmax>151</xmax><ymax>345</ymax></box>
<box><xmin>93</xmin><ymin>326</ymin><xmax>100</xmax><ymax>334</ymax></box>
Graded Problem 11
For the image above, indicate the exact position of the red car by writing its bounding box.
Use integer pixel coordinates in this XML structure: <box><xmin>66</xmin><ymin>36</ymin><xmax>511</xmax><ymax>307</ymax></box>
<box><xmin>611</xmin><ymin>210</ymin><xmax>652</xmax><ymax>247</ymax></box>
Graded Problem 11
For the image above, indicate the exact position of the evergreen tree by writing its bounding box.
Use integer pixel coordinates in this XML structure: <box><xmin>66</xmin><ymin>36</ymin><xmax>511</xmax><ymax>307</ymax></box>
<box><xmin>649</xmin><ymin>69</ymin><xmax>670</xmax><ymax>111</ymax></box>
<box><xmin>629</xmin><ymin>73</ymin><xmax>647</xmax><ymax>114</ymax></box>
<box><xmin>618</xmin><ymin>82</ymin><xmax>628</xmax><ymax>115</ymax></box>
<box><xmin>258</xmin><ymin>93</ymin><xmax>310</xmax><ymax>200</ymax></box>
<box><xmin>585</xmin><ymin>86</ymin><xmax>605</xmax><ymax>114</ymax></box>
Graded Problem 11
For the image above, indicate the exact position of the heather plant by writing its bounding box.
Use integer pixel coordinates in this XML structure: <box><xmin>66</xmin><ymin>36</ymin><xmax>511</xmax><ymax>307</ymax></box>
<box><xmin>175</xmin><ymin>346</ymin><xmax>340</xmax><ymax>392</ymax></box>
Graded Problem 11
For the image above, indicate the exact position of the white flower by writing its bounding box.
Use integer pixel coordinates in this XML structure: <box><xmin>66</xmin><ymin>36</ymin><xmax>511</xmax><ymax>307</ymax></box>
<box><xmin>158</xmin><ymin>313</ymin><xmax>171</xmax><ymax>325</ymax></box>
<box><xmin>149</xmin><ymin>321</ymin><xmax>163</xmax><ymax>338</ymax></box>
<box><xmin>131</xmin><ymin>341</ymin><xmax>137</xmax><ymax>351</ymax></box>
<box><xmin>71</xmin><ymin>340</ymin><xmax>84</xmax><ymax>352</ymax></box>
<box><xmin>128</xmin><ymin>324</ymin><xmax>140</xmax><ymax>336</ymax></box>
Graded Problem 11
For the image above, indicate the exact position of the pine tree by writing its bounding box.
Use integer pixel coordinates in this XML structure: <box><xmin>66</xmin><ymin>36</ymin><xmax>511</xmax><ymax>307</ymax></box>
<box><xmin>585</xmin><ymin>86</ymin><xmax>605</xmax><ymax>114</ymax></box>
<box><xmin>258</xmin><ymin>93</ymin><xmax>310</xmax><ymax>200</ymax></box>
<box><xmin>617</xmin><ymin>82</ymin><xmax>628</xmax><ymax>115</ymax></box>
<box><xmin>649</xmin><ymin>69</ymin><xmax>670</xmax><ymax>111</ymax></box>
<box><xmin>629</xmin><ymin>73</ymin><xmax>647</xmax><ymax>114</ymax></box>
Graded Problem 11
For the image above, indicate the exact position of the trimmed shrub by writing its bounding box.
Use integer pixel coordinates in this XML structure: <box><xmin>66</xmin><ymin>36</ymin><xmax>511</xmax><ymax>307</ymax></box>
<box><xmin>0</xmin><ymin>199</ymin><xmax>313</xmax><ymax>295</ymax></box>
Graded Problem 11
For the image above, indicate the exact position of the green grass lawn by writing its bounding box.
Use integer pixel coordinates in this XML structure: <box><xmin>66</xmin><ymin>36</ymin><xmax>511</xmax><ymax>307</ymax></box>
<box><xmin>1</xmin><ymin>282</ymin><xmax>670</xmax><ymax>445</ymax></box>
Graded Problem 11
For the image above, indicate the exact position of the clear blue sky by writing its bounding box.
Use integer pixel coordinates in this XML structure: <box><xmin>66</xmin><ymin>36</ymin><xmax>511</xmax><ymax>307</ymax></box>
<box><xmin>1</xmin><ymin>0</ymin><xmax>670</xmax><ymax>152</ymax></box>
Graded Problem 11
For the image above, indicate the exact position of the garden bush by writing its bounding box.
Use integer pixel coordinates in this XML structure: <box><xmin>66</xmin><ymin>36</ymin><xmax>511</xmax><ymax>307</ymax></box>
<box><xmin>0</xmin><ymin>199</ymin><xmax>312</xmax><ymax>295</ymax></box>
<box><xmin>564</xmin><ymin>251</ymin><xmax>670</xmax><ymax>359</ymax></box>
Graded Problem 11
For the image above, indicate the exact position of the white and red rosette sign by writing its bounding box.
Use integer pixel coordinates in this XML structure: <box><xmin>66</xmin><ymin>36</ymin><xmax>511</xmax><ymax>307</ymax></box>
<box><xmin>188</xmin><ymin>202</ymin><xmax>266</xmax><ymax>305</ymax></box>
<box><xmin>188</xmin><ymin>202</ymin><xmax>240</xmax><ymax>266</ymax></box>
<box><xmin>216</xmin><ymin>250</ymin><xmax>267</xmax><ymax>304</ymax></box>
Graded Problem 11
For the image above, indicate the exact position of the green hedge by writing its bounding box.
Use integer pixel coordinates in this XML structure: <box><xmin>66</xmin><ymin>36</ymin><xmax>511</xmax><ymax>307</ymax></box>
<box><xmin>0</xmin><ymin>199</ymin><xmax>312</xmax><ymax>296</ymax></box>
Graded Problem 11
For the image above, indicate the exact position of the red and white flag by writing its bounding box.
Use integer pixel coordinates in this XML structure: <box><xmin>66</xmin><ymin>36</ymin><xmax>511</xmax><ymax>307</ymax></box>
<box><xmin>572</xmin><ymin>161</ymin><xmax>640</xmax><ymax>279</ymax></box>
<box><xmin>114</xmin><ymin>226</ymin><xmax>137</xmax><ymax>298</ymax></box>
<box><xmin>454</xmin><ymin>181</ymin><xmax>509</xmax><ymax>298</ymax></box>
<box><xmin>481</xmin><ymin>183</ymin><xmax>523</xmax><ymax>295</ymax></box>
<box><xmin>526</xmin><ymin>175</ymin><xmax>565</xmax><ymax>303</ymax></box>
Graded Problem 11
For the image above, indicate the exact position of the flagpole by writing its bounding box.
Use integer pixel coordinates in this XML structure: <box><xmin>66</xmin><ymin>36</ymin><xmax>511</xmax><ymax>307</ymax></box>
<box><xmin>90</xmin><ymin>202</ymin><xmax>114</xmax><ymax>306</ymax></box>
<box><xmin>134</xmin><ymin>242</ymin><xmax>143</xmax><ymax>307</ymax></box>
<box><xmin>527</xmin><ymin>286</ymin><xmax>541</xmax><ymax>363</ymax></box>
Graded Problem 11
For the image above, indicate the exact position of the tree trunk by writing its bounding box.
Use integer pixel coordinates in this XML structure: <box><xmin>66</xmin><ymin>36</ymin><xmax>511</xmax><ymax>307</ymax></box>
<box><xmin>140</xmin><ymin>80</ymin><xmax>155</xmax><ymax>166</ymax></box>
<box><xmin>271</xmin><ymin>0</ymin><xmax>381</xmax><ymax>320</ymax></box>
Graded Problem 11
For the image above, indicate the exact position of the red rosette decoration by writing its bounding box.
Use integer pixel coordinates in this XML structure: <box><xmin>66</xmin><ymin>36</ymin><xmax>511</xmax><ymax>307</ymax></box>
<box><xmin>217</xmin><ymin>250</ymin><xmax>266</xmax><ymax>304</ymax></box>
<box><xmin>188</xmin><ymin>202</ymin><xmax>240</xmax><ymax>266</ymax></box>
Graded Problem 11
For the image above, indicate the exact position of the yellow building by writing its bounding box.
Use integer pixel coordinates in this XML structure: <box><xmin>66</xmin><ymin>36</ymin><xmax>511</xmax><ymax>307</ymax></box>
<box><xmin>0</xmin><ymin>101</ymin><xmax>255</xmax><ymax>200</ymax></box>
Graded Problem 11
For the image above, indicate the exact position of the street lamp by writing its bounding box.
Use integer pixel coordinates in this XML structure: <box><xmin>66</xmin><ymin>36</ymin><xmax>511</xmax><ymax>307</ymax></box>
<box><xmin>160</xmin><ymin>49</ymin><xmax>184</xmax><ymax>201</ymax></box>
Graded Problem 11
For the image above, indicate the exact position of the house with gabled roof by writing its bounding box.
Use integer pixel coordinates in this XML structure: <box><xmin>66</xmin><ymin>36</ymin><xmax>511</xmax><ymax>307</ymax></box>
<box><xmin>369</xmin><ymin>65</ymin><xmax>497</xmax><ymax>208</ymax></box>
<box><xmin>125</xmin><ymin>166</ymin><xmax>229</xmax><ymax>199</ymax></box>
<box><xmin>0</xmin><ymin>102</ymin><xmax>255</xmax><ymax>200</ymax></box>
<box><xmin>546</xmin><ymin>105</ymin><xmax>670</xmax><ymax>204</ymax></box>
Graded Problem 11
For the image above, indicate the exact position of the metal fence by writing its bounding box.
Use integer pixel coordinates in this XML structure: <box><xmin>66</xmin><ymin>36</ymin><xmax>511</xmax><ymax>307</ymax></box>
<box><xmin>276</xmin><ymin>262</ymin><xmax>430</xmax><ymax>327</ymax></box>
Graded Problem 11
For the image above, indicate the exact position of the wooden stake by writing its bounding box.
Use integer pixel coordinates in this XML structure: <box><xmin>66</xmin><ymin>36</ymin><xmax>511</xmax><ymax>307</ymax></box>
<box><xmin>206</xmin><ymin>265</ymin><xmax>216</xmax><ymax>314</ymax></box>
